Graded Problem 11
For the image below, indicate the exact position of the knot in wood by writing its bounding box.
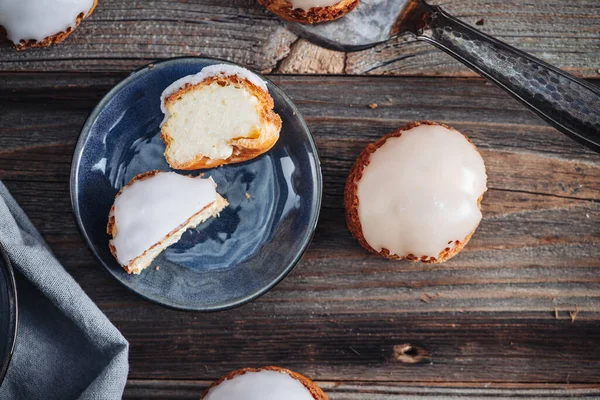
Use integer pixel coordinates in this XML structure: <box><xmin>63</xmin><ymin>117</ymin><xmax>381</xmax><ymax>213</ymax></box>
<box><xmin>393</xmin><ymin>343</ymin><xmax>430</xmax><ymax>364</ymax></box>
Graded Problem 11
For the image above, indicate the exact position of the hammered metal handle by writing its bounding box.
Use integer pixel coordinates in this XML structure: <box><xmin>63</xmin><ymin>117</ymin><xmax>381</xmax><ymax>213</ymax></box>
<box><xmin>415</xmin><ymin>3</ymin><xmax>600</xmax><ymax>151</ymax></box>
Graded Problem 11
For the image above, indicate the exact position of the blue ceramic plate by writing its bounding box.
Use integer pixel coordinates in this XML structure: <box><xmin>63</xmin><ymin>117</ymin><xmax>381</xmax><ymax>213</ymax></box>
<box><xmin>0</xmin><ymin>244</ymin><xmax>17</xmax><ymax>384</ymax></box>
<box><xmin>71</xmin><ymin>57</ymin><xmax>322</xmax><ymax>311</ymax></box>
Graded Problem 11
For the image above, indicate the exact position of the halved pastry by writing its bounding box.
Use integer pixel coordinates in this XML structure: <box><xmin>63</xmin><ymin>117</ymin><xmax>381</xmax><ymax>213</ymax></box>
<box><xmin>107</xmin><ymin>171</ymin><xmax>228</xmax><ymax>274</ymax></box>
<box><xmin>160</xmin><ymin>64</ymin><xmax>282</xmax><ymax>170</ymax></box>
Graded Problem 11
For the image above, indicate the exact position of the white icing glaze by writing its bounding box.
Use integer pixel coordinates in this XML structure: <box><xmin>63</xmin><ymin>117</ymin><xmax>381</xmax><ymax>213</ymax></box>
<box><xmin>205</xmin><ymin>370</ymin><xmax>315</xmax><ymax>400</ymax></box>
<box><xmin>0</xmin><ymin>0</ymin><xmax>94</xmax><ymax>44</ymax></box>
<box><xmin>111</xmin><ymin>172</ymin><xmax>217</xmax><ymax>265</ymax></box>
<box><xmin>288</xmin><ymin>0</ymin><xmax>342</xmax><ymax>10</ymax></box>
<box><xmin>160</xmin><ymin>64</ymin><xmax>268</xmax><ymax>115</ymax></box>
<box><xmin>356</xmin><ymin>124</ymin><xmax>487</xmax><ymax>259</ymax></box>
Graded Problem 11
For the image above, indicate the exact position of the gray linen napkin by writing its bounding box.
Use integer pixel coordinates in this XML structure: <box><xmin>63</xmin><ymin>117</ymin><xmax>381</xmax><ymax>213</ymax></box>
<box><xmin>0</xmin><ymin>182</ymin><xmax>129</xmax><ymax>399</ymax></box>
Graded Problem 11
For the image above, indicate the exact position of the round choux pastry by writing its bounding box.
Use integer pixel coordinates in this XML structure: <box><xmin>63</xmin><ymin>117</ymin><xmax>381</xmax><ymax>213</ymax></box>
<box><xmin>345</xmin><ymin>121</ymin><xmax>487</xmax><ymax>263</ymax></box>
<box><xmin>0</xmin><ymin>0</ymin><xmax>97</xmax><ymax>50</ymax></box>
<box><xmin>202</xmin><ymin>366</ymin><xmax>328</xmax><ymax>400</ymax></box>
<box><xmin>256</xmin><ymin>0</ymin><xmax>358</xmax><ymax>24</ymax></box>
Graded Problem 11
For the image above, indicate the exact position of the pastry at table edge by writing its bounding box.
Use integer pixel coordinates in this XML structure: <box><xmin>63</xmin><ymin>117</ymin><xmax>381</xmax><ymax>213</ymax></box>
<box><xmin>344</xmin><ymin>121</ymin><xmax>487</xmax><ymax>263</ymax></box>
<box><xmin>256</xmin><ymin>0</ymin><xmax>359</xmax><ymax>24</ymax></box>
<box><xmin>107</xmin><ymin>170</ymin><xmax>228</xmax><ymax>274</ymax></box>
<box><xmin>0</xmin><ymin>0</ymin><xmax>97</xmax><ymax>50</ymax></box>
<box><xmin>201</xmin><ymin>366</ymin><xmax>328</xmax><ymax>399</ymax></box>
<box><xmin>160</xmin><ymin>64</ymin><xmax>282</xmax><ymax>170</ymax></box>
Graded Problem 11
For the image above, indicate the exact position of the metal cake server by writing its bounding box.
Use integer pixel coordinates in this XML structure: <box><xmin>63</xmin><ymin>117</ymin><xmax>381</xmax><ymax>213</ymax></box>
<box><xmin>286</xmin><ymin>0</ymin><xmax>600</xmax><ymax>151</ymax></box>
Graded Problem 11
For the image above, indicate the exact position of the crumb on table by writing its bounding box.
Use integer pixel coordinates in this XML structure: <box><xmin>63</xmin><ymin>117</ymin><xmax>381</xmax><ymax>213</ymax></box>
<box><xmin>368</xmin><ymin>103</ymin><xmax>378</xmax><ymax>109</ymax></box>
<box><xmin>569</xmin><ymin>305</ymin><xmax>579</xmax><ymax>323</ymax></box>
<box><xmin>245</xmin><ymin>192</ymin><xmax>251</xmax><ymax>199</ymax></box>
<box><xmin>155</xmin><ymin>266</ymin><xmax>160</xmax><ymax>271</ymax></box>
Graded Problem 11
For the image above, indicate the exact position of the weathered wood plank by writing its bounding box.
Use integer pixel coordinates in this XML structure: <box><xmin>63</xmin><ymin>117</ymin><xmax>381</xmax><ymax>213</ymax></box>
<box><xmin>0</xmin><ymin>0</ymin><xmax>598</xmax><ymax>77</ymax></box>
<box><xmin>2</xmin><ymin>73</ymin><xmax>599</xmax><ymax>159</ymax></box>
<box><xmin>345</xmin><ymin>0</ymin><xmax>600</xmax><ymax>77</ymax></box>
<box><xmin>0</xmin><ymin>74</ymin><xmax>599</xmax><ymax>383</ymax></box>
<box><xmin>124</xmin><ymin>380</ymin><xmax>600</xmax><ymax>399</ymax></box>
<box><xmin>0</xmin><ymin>0</ymin><xmax>297</xmax><ymax>74</ymax></box>
<box><xmin>277</xmin><ymin>39</ymin><xmax>345</xmax><ymax>74</ymax></box>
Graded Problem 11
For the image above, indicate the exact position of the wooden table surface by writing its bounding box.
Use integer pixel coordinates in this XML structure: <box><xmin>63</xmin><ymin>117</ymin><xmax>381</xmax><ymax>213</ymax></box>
<box><xmin>1</xmin><ymin>1</ymin><xmax>599</xmax><ymax>398</ymax></box>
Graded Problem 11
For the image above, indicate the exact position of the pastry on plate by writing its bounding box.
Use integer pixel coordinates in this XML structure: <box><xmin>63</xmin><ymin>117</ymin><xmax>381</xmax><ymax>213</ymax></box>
<box><xmin>202</xmin><ymin>366</ymin><xmax>328</xmax><ymax>400</ymax></box>
<box><xmin>0</xmin><ymin>0</ymin><xmax>97</xmax><ymax>50</ymax></box>
<box><xmin>256</xmin><ymin>0</ymin><xmax>359</xmax><ymax>24</ymax></box>
<box><xmin>107</xmin><ymin>171</ymin><xmax>228</xmax><ymax>274</ymax></box>
<box><xmin>160</xmin><ymin>64</ymin><xmax>282</xmax><ymax>170</ymax></box>
<box><xmin>345</xmin><ymin>121</ymin><xmax>487</xmax><ymax>263</ymax></box>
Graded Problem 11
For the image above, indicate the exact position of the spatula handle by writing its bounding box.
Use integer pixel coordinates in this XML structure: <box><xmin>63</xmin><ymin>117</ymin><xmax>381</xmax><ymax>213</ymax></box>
<box><xmin>411</xmin><ymin>2</ymin><xmax>600</xmax><ymax>151</ymax></box>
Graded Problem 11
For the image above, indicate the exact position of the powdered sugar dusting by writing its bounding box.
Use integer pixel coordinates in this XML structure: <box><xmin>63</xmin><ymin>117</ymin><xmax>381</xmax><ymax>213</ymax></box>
<box><xmin>160</xmin><ymin>64</ymin><xmax>268</xmax><ymax>114</ymax></box>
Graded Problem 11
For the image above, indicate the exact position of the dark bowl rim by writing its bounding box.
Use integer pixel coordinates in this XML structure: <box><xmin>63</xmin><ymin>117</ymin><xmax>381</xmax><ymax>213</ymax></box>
<box><xmin>70</xmin><ymin>56</ymin><xmax>323</xmax><ymax>312</ymax></box>
<box><xmin>0</xmin><ymin>242</ymin><xmax>18</xmax><ymax>385</ymax></box>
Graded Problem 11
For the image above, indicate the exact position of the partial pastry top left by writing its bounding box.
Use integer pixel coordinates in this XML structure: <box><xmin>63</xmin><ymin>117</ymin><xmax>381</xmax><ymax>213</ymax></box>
<box><xmin>0</xmin><ymin>0</ymin><xmax>97</xmax><ymax>50</ymax></box>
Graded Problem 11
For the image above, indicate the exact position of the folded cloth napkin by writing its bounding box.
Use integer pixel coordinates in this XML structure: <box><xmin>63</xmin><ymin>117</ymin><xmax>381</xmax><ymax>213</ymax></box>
<box><xmin>0</xmin><ymin>183</ymin><xmax>129</xmax><ymax>399</ymax></box>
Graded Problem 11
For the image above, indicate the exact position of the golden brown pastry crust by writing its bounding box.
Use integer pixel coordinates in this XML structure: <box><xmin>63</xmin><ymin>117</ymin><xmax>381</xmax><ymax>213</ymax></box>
<box><xmin>344</xmin><ymin>121</ymin><xmax>485</xmax><ymax>264</ymax></box>
<box><xmin>0</xmin><ymin>0</ymin><xmax>97</xmax><ymax>50</ymax></box>
<box><xmin>161</xmin><ymin>74</ymin><xmax>282</xmax><ymax>170</ymax></box>
<box><xmin>201</xmin><ymin>366</ymin><xmax>328</xmax><ymax>400</ymax></box>
<box><xmin>256</xmin><ymin>0</ymin><xmax>359</xmax><ymax>24</ymax></box>
<box><xmin>107</xmin><ymin>170</ymin><xmax>227</xmax><ymax>274</ymax></box>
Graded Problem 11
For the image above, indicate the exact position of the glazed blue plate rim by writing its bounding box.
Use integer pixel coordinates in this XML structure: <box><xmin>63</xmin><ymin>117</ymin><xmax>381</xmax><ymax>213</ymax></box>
<box><xmin>70</xmin><ymin>56</ymin><xmax>322</xmax><ymax>312</ymax></box>
<box><xmin>0</xmin><ymin>242</ymin><xmax>18</xmax><ymax>385</ymax></box>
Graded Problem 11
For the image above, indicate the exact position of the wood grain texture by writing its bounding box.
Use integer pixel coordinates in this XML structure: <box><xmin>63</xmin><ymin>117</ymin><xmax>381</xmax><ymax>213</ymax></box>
<box><xmin>0</xmin><ymin>73</ymin><xmax>599</xmax><ymax>392</ymax></box>
<box><xmin>0</xmin><ymin>0</ymin><xmax>599</xmax><ymax>77</ymax></box>
<box><xmin>277</xmin><ymin>39</ymin><xmax>346</xmax><ymax>74</ymax></box>
<box><xmin>345</xmin><ymin>0</ymin><xmax>600</xmax><ymax>77</ymax></box>
<box><xmin>0</xmin><ymin>0</ymin><xmax>298</xmax><ymax>74</ymax></box>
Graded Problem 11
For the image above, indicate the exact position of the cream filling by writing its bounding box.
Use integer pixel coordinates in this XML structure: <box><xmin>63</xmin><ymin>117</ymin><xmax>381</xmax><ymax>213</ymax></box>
<box><xmin>205</xmin><ymin>370</ymin><xmax>315</xmax><ymax>400</ymax></box>
<box><xmin>163</xmin><ymin>82</ymin><xmax>262</xmax><ymax>163</ymax></box>
<box><xmin>0</xmin><ymin>0</ymin><xmax>94</xmax><ymax>43</ymax></box>
<box><xmin>112</xmin><ymin>172</ymin><xmax>217</xmax><ymax>265</ymax></box>
<box><xmin>357</xmin><ymin>124</ymin><xmax>487</xmax><ymax>259</ymax></box>
<box><xmin>288</xmin><ymin>0</ymin><xmax>342</xmax><ymax>10</ymax></box>
<box><xmin>160</xmin><ymin>64</ymin><xmax>268</xmax><ymax>114</ymax></box>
